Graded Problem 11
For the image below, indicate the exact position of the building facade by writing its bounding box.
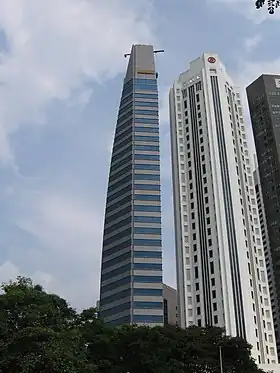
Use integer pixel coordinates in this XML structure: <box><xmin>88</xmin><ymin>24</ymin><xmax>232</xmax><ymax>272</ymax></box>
<box><xmin>169</xmin><ymin>53</ymin><xmax>277</xmax><ymax>364</ymax></box>
<box><xmin>247</xmin><ymin>75</ymin><xmax>280</xmax><ymax>359</ymax></box>
<box><xmin>99</xmin><ymin>44</ymin><xmax>164</xmax><ymax>327</ymax></box>
<box><xmin>163</xmin><ymin>284</ymin><xmax>177</xmax><ymax>326</ymax></box>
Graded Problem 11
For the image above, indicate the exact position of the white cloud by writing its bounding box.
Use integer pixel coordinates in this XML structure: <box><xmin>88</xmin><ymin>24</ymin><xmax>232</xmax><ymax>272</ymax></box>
<box><xmin>0</xmin><ymin>0</ymin><xmax>156</xmax><ymax>164</ymax></box>
<box><xmin>244</xmin><ymin>34</ymin><xmax>262</xmax><ymax>53</ymax></box>
<box><xmin>12</xmin><ymin>189</ymin><xmax>103</xmax><ymax>308</ymax></box>
<box><xmin>232</xmin><ymin>55</ymin><xmax>280</xmax><ymax>96</ymax></box>
<box><xmin>0</xmin><ymin>260</ymin><xmax>54</xmax><ymax>293</ymax></box>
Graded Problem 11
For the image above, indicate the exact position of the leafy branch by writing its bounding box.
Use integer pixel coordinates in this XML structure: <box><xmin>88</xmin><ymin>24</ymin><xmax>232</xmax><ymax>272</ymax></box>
<box><xmin>255</xmin><ymin>0</ymin><xmax>280</xmax><ymax>14</ymax></box>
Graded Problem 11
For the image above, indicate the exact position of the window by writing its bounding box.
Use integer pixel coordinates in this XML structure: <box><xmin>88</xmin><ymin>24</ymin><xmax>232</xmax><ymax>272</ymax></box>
<box><xmin>214</xmin><ymin>315</ymin><xmax>218</xmax><ymax>324</ymax></box>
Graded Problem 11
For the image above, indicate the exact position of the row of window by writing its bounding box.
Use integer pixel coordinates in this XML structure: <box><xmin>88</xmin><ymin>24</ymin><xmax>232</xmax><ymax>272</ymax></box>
<box><xmin>134</xmin><ymin>204</ymin><xmax>161</xmax><ymax>212</ymax></box>
<box><xmin>135</xmin><ymin>109</ymin><xmax>158</xmax><ymax>116</ymax></box>
<box><xmin>122</xmin><ymin>84</ymin><xmax>158</xmax><ymax>97</ymax></box>
<box><xmin>107</xmin><ymin>314</ymin><xmax>163</xmax><ymax>325</ymax></box>
<box><xmin>134</xmin><ymin>162</ymin><xmax>160</xmax><ymax>171</ymax></box>
<box><xmin>134</xmin><ymin>153</ymin><xmax>160</xmax><ymax>160</ymax></box>
<box><xmin>103</xmin><ymin>216</ymin><xmax>131</xmax><ymax>236</ymax></box>
<box><xmin>132</xmin><ymin>315</ymin><xmax>163</xmax><ymax>323</ymax></box>
<box><xmin>105</xmin><ymin>193</ymin><xmax>131</xmax><ymax>214</ymax></box>
<box><xmin>135</xmin><ymin>93</ymin><xmax>158</xmax><ymax>99</ymax></box>
<box><xmin>103</xmin><ymin>238</ymin><xmax>131</xmax><ymax>258</ymax></box>
<box><xmin>134</xmin><ymin>215</ymin><xmax>161</xmax><ymax>223</ymax></box>
<box><xmin>134</xmin><ymin>184</ymin><xmax>160</xmax><ymax>191</ymax></box>
<box><xmin>106</xmin><ymin>183</ymin><xmax>131</xmax><ymax>203</ymax></box>
<box><xmin>101</xmin><ymin>287</ymin><xmax>163</xmax><ymax>306</ymax></box>
<box><xmin>104</xmin><ymin>212</ymin><xmax>161</xmax><ymax>240</ymax></box>
<box><xmin>101</xmin><ymin>275</ymin><xmax>162</xmax><ymax>293</ymax></box>
<box><xmin>104</xmin><ymin>218</ymin><xmax>161</xmax><ymax>243</ymax></box>
<box><xmin>101</xmin><ymin>262</ymin><xmax>162</xmax><ymax>282</ymax></box>
<box><xmin>134</xmin><ymin>250</ymin><xmax>162</xmax><ymax>258</ymax></box>
<box><xmin>134</xmin><ymin>135</ymin><xmax>159</xmax><ymax>142</ymax></box>
<box><xmin>134</xmin><ymin>239</ymin><xmax>161</xmax><ymax>246</ymax></box>
<box><xmin>135</xmin><ymin>145</ymin><xmax>159</xmax><ymax>152</ymax></box>
<box><xmin>101</xmin><ymin>300</ymin><xmax>162</xmax><ymax>318</ymax></box>
<box><xmin>102</xmin><ymin>249</ymin><xmax>162</xmax><ymax>272</ymax></box>
<box><xmin>134</xmin><ymin>174</ymin><xmax>160</xmax><ymax>181</ymax></box>
<box><xmin>134</xmin><ymin>227</ymin><xmax>161</xmax><ymax>234</ymax></box>
<box><xmin>105</xmin><ymin>204</ymin><xmax>161</xmax><ymax>229</ymax></box>
<box><xmin>104</xmin><ymin>227</ymin><xmax>161</xmax><ymax>248</ymax></box>
<box><xmin>103</xmin><ymin>226</ymin><xmax>131</xmax><ymax>246</ymax></box>
<box><xmin>135</xmin><ymin>101</ymin><xmax>158</xmax><ymax>107</ymax></box>
<box><xmin>108</xmin><ymin>172</ymin><xmax>160</xmax><ymax>191</ymax></box>
<box><xmin>119</xmin><ymin>93</ymin><xmax>158</xmax><ymax>109</ymax></box>
<box><xmin>135</xmin><ymin>84</ymin><xmax>158</xmax><ymax>92</ymax></box>
<box><xmin>134</xmin><ymin>78</ymin><xmax>157</xmax><ymax>85</ymax></box>
<box><xmin>134</xmin><ymin>193</ymin><xmax>160</xmax><ymax>201</ymax></box>
<box><xmin>135</xmin><ymin>126</ymin><xmax>159</xmax><ymax>134</ymax></box>
<box><xmin>135</xmin><ymin>117</ymin><xmax>158</xmax><ymax>124</ymax></box>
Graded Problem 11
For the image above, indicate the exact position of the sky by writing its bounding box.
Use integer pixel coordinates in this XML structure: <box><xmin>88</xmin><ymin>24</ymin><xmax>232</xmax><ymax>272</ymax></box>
<box><xmin>0</xmin><ymin>0</ymin><xmax>279</xmax><ymax>310</ymax></box>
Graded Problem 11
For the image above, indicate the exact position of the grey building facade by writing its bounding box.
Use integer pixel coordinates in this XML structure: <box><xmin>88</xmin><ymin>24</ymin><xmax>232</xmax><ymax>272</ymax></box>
<box><xmin>99</xmin><ymin>45</ymin><xmax>164</xmax><ymax>327</ymax></box>
<box><xmin>247</xmin><ymin>75</ymin><xmax>280</xmax><ymax>359</ymax></box>
<box><xmin>163</xmin><ymin>284</ymin><xmax>177</xmax><ymax>326</ymax></box>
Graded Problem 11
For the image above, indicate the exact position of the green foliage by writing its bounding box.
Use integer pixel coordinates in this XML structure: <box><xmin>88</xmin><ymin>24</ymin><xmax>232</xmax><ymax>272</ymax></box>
<box><xmin>0</xmin><ymin>277</ymin><xmax>264</xmax><ymax>373</ymax></box>
<box><xmin>255</xmin><ymin>0</ymin><xmax>280</xmax><ymax>14</ymax></box>
<box><xmin>0</xmin><ymin>277</ymin><xmax>94</xmax><ymax>373</ymax></box>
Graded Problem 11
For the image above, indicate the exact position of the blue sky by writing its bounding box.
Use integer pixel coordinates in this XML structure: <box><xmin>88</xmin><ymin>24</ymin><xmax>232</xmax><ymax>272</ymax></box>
<box><xmin>0</xmin><ymin>0</ymin><xmax>279</xmax><ymax>309</ymax></box>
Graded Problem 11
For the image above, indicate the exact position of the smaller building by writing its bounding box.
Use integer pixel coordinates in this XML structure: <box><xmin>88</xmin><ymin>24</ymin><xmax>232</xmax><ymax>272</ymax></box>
<box><xmin>163</xmin><ymin>284</ymin><xmax>177</xmax><ymax>326</ymax></box>
<box><xmin>95</xmin><ymin>300</ymin><xmax>100</xmax><ymax>319</ymax></box>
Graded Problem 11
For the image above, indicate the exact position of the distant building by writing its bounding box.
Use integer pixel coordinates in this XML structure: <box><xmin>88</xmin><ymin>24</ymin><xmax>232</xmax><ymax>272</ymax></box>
<box><xmin>96</xmin><ymin>299</ymin><xmax>100</xmax><ymax>318</ymax></box>
<box><xmin>247</xmin><ymin>74</ymin><xmax>280</xmax><ymax>361</ymax></box>
<box><xmin>163</xmin><ymin>284</ymin><xmax>177</xmax><ymax>326</ymax></box>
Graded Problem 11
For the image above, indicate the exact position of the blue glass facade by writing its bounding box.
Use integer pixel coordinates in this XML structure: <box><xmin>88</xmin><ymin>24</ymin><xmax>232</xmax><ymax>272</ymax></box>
<box><xmin>99</xmin><ymin>45</ymin><xmax>163</xmax><ymax>326</ymax></box>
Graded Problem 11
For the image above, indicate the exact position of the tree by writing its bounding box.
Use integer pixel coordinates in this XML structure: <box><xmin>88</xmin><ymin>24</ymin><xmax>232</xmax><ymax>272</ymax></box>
<box><xmin>0</xmin><ymin>276</ymin><xmax>265</xmax><ymax>373</ymax></box>
<box><xmin>255</xmin><ymin>0</ymin><xmax>280</xmax><ymax>14</ymax></box>
<box><xmin>0</xmin><ymin>276</ymin><xmax>94</xmax><ymax>373</ymax></box>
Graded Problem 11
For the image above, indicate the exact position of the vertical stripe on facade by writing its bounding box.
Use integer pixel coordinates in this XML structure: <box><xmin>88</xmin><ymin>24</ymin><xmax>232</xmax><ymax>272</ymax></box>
<box><xmin>189</xmin><ymin>85</ymin><xmax>212</xmax><ymax>325</ymax></box>
<box><xmin>210</xmin><ymin>75</ymin><xmax>246</xmax><ymax>339</ymax></box>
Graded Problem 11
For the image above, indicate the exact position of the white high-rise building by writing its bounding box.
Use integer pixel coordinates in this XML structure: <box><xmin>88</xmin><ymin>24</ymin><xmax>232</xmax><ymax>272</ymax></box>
<box><xmin>169</xmin><ymin>53</ymin><xmax>278</xmax><ymax>365</ymax></box>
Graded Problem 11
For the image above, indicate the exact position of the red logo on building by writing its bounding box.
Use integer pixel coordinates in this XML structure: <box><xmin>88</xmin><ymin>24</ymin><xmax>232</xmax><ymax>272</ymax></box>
<box><xmin>208</xmin><ymin>57</ymin><xmax>216</xmax><ymax>63</ymax></box>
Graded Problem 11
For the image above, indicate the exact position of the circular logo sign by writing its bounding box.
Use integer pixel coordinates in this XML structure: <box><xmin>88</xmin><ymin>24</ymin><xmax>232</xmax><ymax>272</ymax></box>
<box><xmin>208</xmin><ymin>57</ymin><xmax>216</xmax><ymax>63</ymax></box>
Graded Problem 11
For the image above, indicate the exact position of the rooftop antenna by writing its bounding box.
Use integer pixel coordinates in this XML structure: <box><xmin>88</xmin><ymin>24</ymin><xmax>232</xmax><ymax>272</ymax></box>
<box><xmin>124</xmin><ymin>49</ymin><xmax>164</xmax><ymax>58</ymax></box>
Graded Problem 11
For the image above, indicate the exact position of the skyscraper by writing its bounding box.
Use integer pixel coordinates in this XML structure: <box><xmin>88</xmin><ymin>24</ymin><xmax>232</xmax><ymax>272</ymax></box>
<box><xmin>99</xmin><ymin>45</ymin><xmax>163</xmax><ymax>327</ymax></box>
<box><xmin>169</xmin><ymin>53</ymin><xmax>277</xmax><ymax>364</ymax></box>
<box><xmin>247</xmin><ymin>75</ymin><xmax>280</xmax><ymax>359</ymax></box>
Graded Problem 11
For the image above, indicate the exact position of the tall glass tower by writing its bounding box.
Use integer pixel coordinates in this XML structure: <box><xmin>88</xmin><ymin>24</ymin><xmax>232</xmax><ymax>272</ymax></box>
<box><xmin>99</xmin><ymin>45</ymin><xmax>163</xmax><ymax>327</ymax></box>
